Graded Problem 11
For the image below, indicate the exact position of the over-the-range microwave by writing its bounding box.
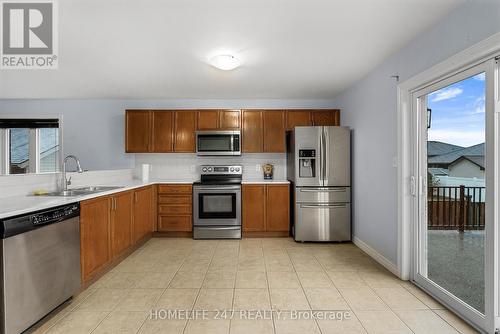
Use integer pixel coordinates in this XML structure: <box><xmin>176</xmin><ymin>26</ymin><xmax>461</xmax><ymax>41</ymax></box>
<box><xmin>196</xmin><ymin>130</ymin><xmax>241</xmax><ymax>156</ymax></box>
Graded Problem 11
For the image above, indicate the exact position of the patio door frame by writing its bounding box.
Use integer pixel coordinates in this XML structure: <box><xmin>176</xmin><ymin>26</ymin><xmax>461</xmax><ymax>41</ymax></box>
<box><xmin>397</xmin><ymin>32</ymin><xmax>500</xmax><ymax>334</ymax></box>
<box><xmin>411</xmin><ymin>60</ymin><xmax>495</xmax><ymax>332</ymax></box>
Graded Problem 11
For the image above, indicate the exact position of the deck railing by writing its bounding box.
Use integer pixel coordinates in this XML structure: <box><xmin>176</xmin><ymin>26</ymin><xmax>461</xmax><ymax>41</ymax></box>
<box><xmin>428</xmin><ymin>185</ymin><xmax>485</xmax><ymax>231</ymax></box>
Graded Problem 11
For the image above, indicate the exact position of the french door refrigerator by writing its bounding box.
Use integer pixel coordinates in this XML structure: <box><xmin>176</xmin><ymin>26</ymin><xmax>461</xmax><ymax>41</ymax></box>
<box><xmin>287</xmin><ymin>126</ymin><xmax>351</xmax><ymax>241</ymax></box>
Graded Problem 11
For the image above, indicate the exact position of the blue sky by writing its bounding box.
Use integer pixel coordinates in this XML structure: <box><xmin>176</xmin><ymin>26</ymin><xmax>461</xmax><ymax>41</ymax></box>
<box><xmin>427</xmin><ymin>72</ymin><xmax>485</xmax><ymax>147</ymax></box>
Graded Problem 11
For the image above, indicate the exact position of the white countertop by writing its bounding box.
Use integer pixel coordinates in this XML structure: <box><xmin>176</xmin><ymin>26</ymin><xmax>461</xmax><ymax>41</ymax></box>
<box><xmin>242</xmin><ymin>179</ymin><xmax>290</xmax><ymax>184</ymax></box>
<box><xmin>0</xmin><ymin>178</ymin><xmax>289</xmax><ymax>219</ymax></box>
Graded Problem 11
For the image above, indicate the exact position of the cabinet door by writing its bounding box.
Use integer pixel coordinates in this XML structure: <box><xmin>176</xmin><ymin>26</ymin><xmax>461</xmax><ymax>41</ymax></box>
<box><xmin>152</xmin><ymin>111</ymin><xmax>174</xmax><ymax>152</ymax></box>
<box><xmin>266</xmin><ymin>185</ymin><xmax>290</xmax><ymax>232</ymax></box>
<box><xmin>242</xmin><ymin>110</ymin><xmax>263</xmax><ymax>153</ymax></box>
<box><xmin>263</xmin><ymin>110</ymin><xmax>286</xmax><ymax>153</ymax></box>
<box><xmin>110</xmin><ymin>191</ymin><xmax>133</xmax><ymax>258</ymax></box>
<box><xmin>242</xmin><ymin>185</ymin><xmax>266</xmax><ymax>232</ymax></box>
<box><xmin>158</xmin><ymin>216</ymin><xmax>192</xmax><ymax>232</ymax></box>
<box><xmin>125</xmin><ymin>110</ymin><xmax>151</xmax><ymax>152</ymax></box>
<box><xmin>133</xmin><ymin>186</ymin><xmax>153</xmax><ymax>243</ymax></box>
<box><xmin>197</xmin><ymin>110</ymin><xmax>219</xmax><ymax>130</ymax></box>
<box><xmin>219</xmin><ymin>110</ymin><xmax>241</xmax><ymax>129</ymax></box>
<box><xmin>80</xmin><ymin>197</ymin><xmax>110</xmax><ymax>282</ymax></box>
<box><xmin>174</xmin><ymin>111</ymin><xmax>197</xmax><ymax>152</ymax></box>
<box><xmin>312</xmin><ymin>110</ymin><xmax>340</xmax><ymax>126</ymax></box>
<box><xmin>286</xmin><ymin>110</ymin><xmax>312</xmax><ymax>131</ymax></box>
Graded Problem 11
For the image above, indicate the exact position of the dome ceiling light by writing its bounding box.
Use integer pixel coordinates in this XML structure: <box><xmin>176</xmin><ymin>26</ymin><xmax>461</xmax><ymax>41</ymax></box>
<box><xmin>209</xmin><ymin>54</ymin><xmax>241</xmax><ymax>71</ymax></box>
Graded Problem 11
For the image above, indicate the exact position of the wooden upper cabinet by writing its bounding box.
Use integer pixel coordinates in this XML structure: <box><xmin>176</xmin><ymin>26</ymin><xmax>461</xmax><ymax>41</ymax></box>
<box><xmin>311</xmin><ymin>110</ymin><xmax>340</xmax><ymax>126</ymax></box>
<box><xmin>110</xmin><ymin>191</ymin><xmax>133</xmax><ymax>258</ymax></box>
<box><xmin>197</xmin><ymin>110</ymin><xmax>219</xmax><ymax>130</ymax></box>
<box><xmin>197</xmin><ymin>110</ymin><xmax>241</xmax><ymax>130</ymax></box>
<box><xmin>219</xmin><ymin>110</ymin><xmax>241</xmax><ymax>129</ymax></box>
<box><xmin>152</xmin><ymin>111</ymin><xmax>174</xmax><ymax>152</ymax></box>
<box><xmin>242</xmin><ymin>110</ymin><xmax>263</xmax><ymax>153</ymax></box>
<box><xmin>286</xmin><ymin>110</ymin><xmax>312</xmax><ymax>131</ymax></box>
<box><xmin>242</xmin><ymin>185</ymin><xmax>266</xmax><ymax>232</ymax></box>
<box><xmin>125</xmin><ymin>110</ymin><xmax>151</xmax><ymax>152</ymax></box>
<box><xmin>174</xmin><ymin>111</ymin><xmax>196</xmax><ymax>152</ymax></box>
<box><xmin>263</xmin><ymin>110</ymin><xmax>286</xmax><ymax>153</ymax></box>
<box><xmin>80</xmin><ymin>196</ymin><xmax>111</xmax><ymax>282</ymax></box>
<box><xmin>266</xmin><ymin>184</ymin><xmax>290</xmax><ymax>232</ymax></box>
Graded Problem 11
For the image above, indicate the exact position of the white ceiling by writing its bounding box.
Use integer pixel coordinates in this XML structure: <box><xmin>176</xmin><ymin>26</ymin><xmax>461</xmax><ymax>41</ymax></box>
<box><xmin>0</xmin><ymin>0</ymin><xmax>462</xmax><ymax>99</ymax></box>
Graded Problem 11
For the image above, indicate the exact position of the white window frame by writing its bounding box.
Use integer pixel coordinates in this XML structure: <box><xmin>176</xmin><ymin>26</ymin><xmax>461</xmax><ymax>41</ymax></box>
<box><xmin>0</xmin><ymin>126</ymin><xmax>62</xmax><ymax>175</ymax></box>
<box><xmin>397</xmin><ymin>32</ymin><xmax>500</xmax><ymax>333</ymax></box>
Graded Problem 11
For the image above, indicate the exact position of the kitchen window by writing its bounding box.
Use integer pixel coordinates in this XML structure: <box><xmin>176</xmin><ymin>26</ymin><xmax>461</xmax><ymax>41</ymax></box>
<box><xmin>0</xmin><ymin>119</ymin><xmax>61</xmax><ymax>175</ymax></box>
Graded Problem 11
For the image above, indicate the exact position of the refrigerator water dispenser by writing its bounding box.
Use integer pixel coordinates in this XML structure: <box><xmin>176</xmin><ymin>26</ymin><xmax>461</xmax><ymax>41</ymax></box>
<box><xmin>299</xmin><ymin>149</ymin><xmax>316</xmax><ymax>178</ymax></box>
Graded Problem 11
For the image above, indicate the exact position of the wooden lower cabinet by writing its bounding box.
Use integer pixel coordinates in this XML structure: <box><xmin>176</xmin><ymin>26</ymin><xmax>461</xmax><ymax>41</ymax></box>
<box><xmin>265</xmin><ymin>185</ymin><xmax>290</xmax><ymax>231</ymax></box>
<box><xmin>242</xmin><ymin>184</ymin><xmax>290</xmax><ymax>233</ymax></box>
<box><xmin>80</xmin><ymin>196</ymin><xmax>111</xmax><ymax>282</ymax></box>
<box><xmin>80</xmin><ymin>186</ymin><xmax>154</xmax><ymax>283</ymax></box>
<box><xmin>242</xmin><ymin>185</ymin><xmax>266</xmax><ymax>232</ymax></box>
<box><xmin>157</xmin><ymin>184</ymin><xmax>193</xmax><ymax>232</ymax></box>
<box><xmin>110</xmin><ymin>191</ymin><xmax>133</xmax><ymax>258</ymax></box>
<box><xmin>133</xmin><ymin>186</ymin><xmax>154</xmax><ymax>243</ymax></box>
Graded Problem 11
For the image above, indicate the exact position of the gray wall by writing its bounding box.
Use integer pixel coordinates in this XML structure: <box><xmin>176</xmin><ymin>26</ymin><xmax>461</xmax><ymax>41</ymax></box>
<box><xmin>0</xmin><ymin>99</ymin><xmax>336</xmax><ymax>171</ymax></box>
<box><xmin>334</xmin><ymin>0</ymin><xmax>500</xmax><ymax>265</ymax></box>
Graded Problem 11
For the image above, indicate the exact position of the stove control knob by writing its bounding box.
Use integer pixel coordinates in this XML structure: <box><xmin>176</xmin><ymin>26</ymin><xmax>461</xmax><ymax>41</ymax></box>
<box><xmin>235</xmin><ymin>167</ymin><xmax>240</xmax><ymax>172</ymax></box>
<box><xmin>207</xmin><ymin>167</ymin><xmax>213</xmax><ymax>172</ymax></box>
<box><xmin>202</xmin><ymin>167</ymin><xmax>207</xmax><ymax>172</ymax></box>
<box><xmin>230</xmin><ymin>167</ymin><xmax>235</xmax><ymax>172</ymax></box>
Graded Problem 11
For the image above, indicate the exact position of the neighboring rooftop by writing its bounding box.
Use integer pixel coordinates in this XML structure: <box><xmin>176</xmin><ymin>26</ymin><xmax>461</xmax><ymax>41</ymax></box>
<box><xmin>428</xmin><ymin>143</ymin><xmax>484</xmax><ymax>166</ymax></box>
<box><xmin>427</xmin><ymin>141</ymin><xmax>463</xmax><ymax>157</ymax></box>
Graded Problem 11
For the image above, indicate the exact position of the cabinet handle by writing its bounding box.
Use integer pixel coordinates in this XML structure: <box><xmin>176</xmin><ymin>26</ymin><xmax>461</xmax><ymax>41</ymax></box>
<box><xmin>134</xmin><ymin>193</ymin><xmax>138</xmax><ymax>203</ymax></box>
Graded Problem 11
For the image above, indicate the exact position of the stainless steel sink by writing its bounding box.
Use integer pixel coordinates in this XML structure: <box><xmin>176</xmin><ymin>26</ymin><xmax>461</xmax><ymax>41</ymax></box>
<box><xmin>42</xmin><ymin>186</ymin><xmax>124</xmax><ymax>197</ymax></box>
<box><xmin>72</xmin><ymin>186</ymin><xmax>123</xmax><ymax>192</ymax></box>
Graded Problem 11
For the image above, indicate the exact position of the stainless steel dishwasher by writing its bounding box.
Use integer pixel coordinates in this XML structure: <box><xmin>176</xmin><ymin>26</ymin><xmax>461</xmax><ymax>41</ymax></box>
<box><xmin>0</xmin><ymin>203</ymin><xmax>81</xmax><ymax>334</ymax></box>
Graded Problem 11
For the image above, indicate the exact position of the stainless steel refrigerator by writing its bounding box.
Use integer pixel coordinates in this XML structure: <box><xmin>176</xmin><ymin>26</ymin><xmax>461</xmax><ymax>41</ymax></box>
<box><xmin>287</xmin><ymin>126</ymin><xmax>351</xmax><ymax>242</ymax></box>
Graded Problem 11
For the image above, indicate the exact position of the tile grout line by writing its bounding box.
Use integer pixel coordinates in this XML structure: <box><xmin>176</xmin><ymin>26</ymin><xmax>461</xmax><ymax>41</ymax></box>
<box><xmin>311</xmin><ymin>247</ymin><xmax>394</xmax><ymax>334</ymax></box>
<box><xmin>263</xmin><ymin>243</ymin><xmax>278</xmax><ymax>334</ymax></box>
<box><xmin>285</xmin><ymin>245</ymin><xmax>323</xmax><ymax>334</ymax></box>
<box><xmin>228</xmin><ymin>240</ymin><xmax>240</xmax><ymax>333</ymax></box>
<box><xmin>181</xmin><ymin>240</ymin><xmax>218</xmax><ymax>334</ymax></box>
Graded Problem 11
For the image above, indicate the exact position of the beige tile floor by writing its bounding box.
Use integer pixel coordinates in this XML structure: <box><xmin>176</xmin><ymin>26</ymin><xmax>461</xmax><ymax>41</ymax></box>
<box><xmin>29</xmin><ymin>238</ymin><xmax>479</xmax><ymax>334</ymax></box>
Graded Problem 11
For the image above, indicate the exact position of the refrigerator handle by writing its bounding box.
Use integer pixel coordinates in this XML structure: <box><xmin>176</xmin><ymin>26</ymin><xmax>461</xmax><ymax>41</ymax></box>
<box><xmin>324</xmin><ymin>128</ymin><xmax>329</xmax><ymax>184</ymax></box>
<box><xmin>321</xmin><ymin>127</ymin><xmax>327</xmax><ymax>182</ymax></box>
<box><xmin>319</xmin><ymin>128</ymin><xmax>323</xmax><ymax>182</ymax></box>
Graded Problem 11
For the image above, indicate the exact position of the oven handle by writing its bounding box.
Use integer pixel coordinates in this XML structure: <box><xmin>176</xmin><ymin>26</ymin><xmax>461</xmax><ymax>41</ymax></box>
<box><xmin>195</xmin><ymin>186</ymin><xmax>241</xmax><ymax>191</ymax></box>
<box><xmin>196</xmin><ymin>226</ymin><xmax>241</xmax><ymax>230</ymax></box>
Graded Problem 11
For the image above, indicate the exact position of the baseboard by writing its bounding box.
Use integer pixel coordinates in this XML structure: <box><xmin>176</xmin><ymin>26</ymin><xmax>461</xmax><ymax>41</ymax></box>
<box><xmin>353</xmin><ymin>236</ymin><xmax>401</xmax><ymax>278</ymax></box>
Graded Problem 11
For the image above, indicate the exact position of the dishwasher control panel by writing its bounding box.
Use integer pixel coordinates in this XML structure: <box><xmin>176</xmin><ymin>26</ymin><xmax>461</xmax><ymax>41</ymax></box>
<box><xmin>0</xmin><ymin>203</ymin><xmax>80</xmax><ymax>239</ymax></box>
<box><xmin>31</xmin><ymin>204</ymin><xmax>79</xmax><ymax>225</ymax></box>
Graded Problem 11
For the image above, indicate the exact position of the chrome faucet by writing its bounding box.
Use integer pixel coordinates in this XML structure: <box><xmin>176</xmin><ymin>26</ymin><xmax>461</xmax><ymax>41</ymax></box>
<box><xmin>61</xmin><ymin>155</ymin><xmax>84</xmax><ymax>191</ymax></box>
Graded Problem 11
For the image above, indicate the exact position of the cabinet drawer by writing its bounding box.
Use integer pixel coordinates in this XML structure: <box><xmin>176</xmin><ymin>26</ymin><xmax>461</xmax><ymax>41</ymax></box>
<box><xmin>158</xmin><ymin>204</ymin><xmax>192</xmax><ymax>215</ymax></box>
<box><xmin>158</xmin><ymin>195</ymin><xmax>192</xmax><ymax>204</ymax></box>
<box><xmin>158</xmin><ymin>215</ymin><xmax>192</xmax><ymax>232</ymax></box>
<box><xmin>158</xmin><ymin>185</ymin><xmax>192</xmax><ymax>194</ymax></box>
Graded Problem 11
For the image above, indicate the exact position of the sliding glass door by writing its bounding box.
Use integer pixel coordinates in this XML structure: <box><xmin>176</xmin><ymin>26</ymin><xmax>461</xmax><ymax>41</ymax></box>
<box><xmin>412</xmin><ymin>59</ymin><xmax>497</xmax><ymax>332</ymax></box>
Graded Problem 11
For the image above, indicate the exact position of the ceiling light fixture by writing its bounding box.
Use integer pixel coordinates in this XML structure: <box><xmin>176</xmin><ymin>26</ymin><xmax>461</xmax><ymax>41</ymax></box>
<box><xmin>209</xmin><ymin>54</ymin><xmax>241</xmax><ymax>71</ymax></box>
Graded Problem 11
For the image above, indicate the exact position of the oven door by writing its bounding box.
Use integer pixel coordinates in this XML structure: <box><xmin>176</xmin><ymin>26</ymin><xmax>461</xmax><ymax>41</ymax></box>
<box><xmin>196</xmin><ymin>131</ymin><xmax>241</xmax><ymax>156</ymax></box>
<box><xmin>193</xmin><ymin>185</ymin><xmax>241</xmax><ymax>226</ymax></box>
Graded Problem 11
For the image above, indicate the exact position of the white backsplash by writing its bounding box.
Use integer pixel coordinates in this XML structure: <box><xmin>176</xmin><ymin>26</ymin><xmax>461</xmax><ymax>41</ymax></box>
<box><xmin>0</xmin><ymin>169</ymin><xmax>134</xmax><ymax>199</ymax></box>
<box><xmin>134</xmin><ymin>153</ymin><xmax>287</xmax><ymax>181</ymax></box>
<box><xmin>0</xmin><ymin>154</ymin><xmax>287</xmax><ymax>200</ymax></box>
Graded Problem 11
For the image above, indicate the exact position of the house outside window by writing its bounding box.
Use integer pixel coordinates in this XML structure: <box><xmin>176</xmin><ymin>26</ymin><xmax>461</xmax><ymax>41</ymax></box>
<box><xmin>0</xmin><ymin>119</ymin><xmax>61</xmax><ymax>175</ymax></box>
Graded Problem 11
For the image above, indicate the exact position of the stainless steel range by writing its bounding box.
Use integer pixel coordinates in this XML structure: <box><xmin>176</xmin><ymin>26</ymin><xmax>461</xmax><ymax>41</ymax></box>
<box><xmin>193</xmin><ymin>165</ymin><xmax>242</xmax><ymax>239</ymax></box>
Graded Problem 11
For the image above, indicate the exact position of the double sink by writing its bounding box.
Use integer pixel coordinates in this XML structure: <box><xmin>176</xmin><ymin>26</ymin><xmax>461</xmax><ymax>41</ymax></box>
<box><xmin>44</xmin><ymin>186</ymin><xmax>124</xmax><ymax>197</ymax></box>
